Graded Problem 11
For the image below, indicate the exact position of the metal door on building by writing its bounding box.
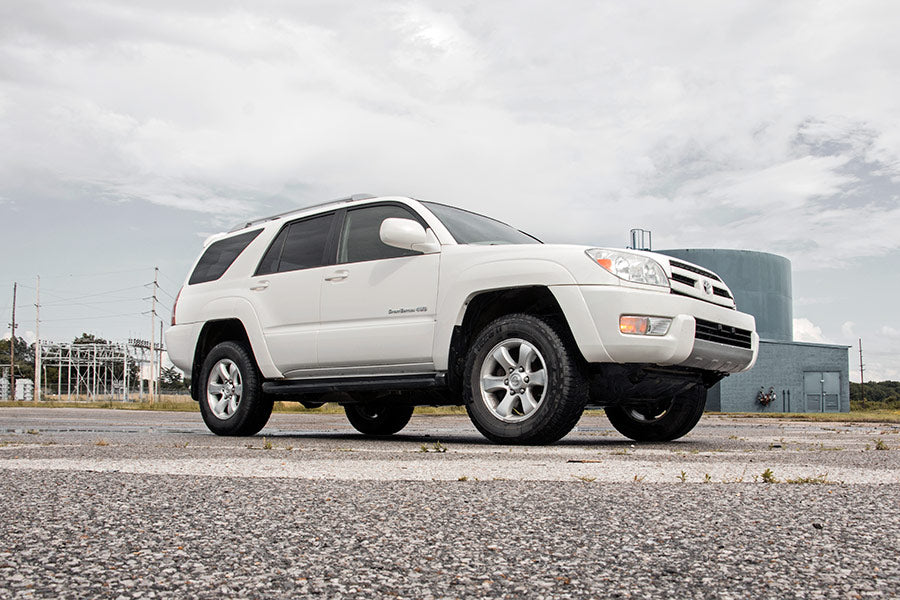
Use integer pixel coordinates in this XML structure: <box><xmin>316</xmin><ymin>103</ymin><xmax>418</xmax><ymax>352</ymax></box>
<box><xmin>803</xmin><ymin>372</ymin><xmax>840</xmax><ymax>412</ymax></box>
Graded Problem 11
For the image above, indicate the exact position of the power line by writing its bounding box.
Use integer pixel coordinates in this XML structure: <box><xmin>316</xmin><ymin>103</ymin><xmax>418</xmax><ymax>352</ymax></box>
<box><xmin>40</xmin><ymin>312</ymin><xmax>145</xmax><ymax>323</ymax></box>
<box><xmin>11</xmin><ymin>267</ymin><xmax>158</xmax><ymax>281</ymax></box>
<box><xmin>21</xmin><ymin>284</ymin><xmax>146</xmax><ymax>303</ymax></box>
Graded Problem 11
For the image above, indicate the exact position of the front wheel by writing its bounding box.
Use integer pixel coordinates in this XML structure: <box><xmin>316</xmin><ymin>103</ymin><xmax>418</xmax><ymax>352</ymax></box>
<box><xmin>605</xmin><ymin>386</ymin><xmax>707</xmax><ymax>442</ymax></box>
<box><xmin>198</xmin><ymin>341</ymin><xmax>273</xmax><ymax>436</ymax></box>
<box><xmin>344</xmin><ymin>402</ymin><xmax>414</xmax><ymax>436</ymax></box>
<box><xmin>464</xmin><ymin>314</ymin><xmax>588</xmax><ymax>445</ymax></box>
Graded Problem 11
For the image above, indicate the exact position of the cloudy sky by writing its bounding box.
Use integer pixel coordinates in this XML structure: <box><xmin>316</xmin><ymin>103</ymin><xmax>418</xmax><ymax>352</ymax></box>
<box><xmin>1</xmin><ymin>0</ymin><xmax>898</xmax><ymax>380</ymax></box>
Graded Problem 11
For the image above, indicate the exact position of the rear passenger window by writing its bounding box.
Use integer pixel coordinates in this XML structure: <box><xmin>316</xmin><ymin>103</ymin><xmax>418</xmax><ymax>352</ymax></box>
<box><xmin>189</xmin><ymin>229</ymin><xmax>262</xmax><ymax>285</ymax></box>
<box><xmin>339</xmin><ymin>205</ymin><xmax>422</xmax><ymax>263</ymax></box>
<box><xmin>256</xmin><ymin>213</ymin><xmax>334</xmax><ymax>275</ymax></box>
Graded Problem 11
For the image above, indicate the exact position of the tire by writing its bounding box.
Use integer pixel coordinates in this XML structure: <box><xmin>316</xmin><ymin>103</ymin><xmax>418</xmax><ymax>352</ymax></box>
<box><xmin>344</xmin><ymin>401</ymin><xmax>415</xmax><ymax>436</ymax></box>
<box><xmin>198</xmin><ymin>341</ymin><xmax>273</xmax><ymax>436</ymax></box>
<box><xmin>604</xmin><ymin>386</ymin><xmax>707</xmax><ymax>442</ymax></box>
<box><xmin>464</xmin><ymin>314</ymin><xmax>588</xmax><ymax>445</ymax></box>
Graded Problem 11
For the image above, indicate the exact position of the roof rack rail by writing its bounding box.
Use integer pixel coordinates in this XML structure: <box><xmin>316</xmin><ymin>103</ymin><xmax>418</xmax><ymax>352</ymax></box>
<box><xmin>229</xmin><ymin>193</ymin><xmax>377</xmax><ymax>232</ymax></box>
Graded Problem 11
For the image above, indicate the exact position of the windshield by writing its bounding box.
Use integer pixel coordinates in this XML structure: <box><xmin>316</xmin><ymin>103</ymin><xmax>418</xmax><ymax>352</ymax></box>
<box><xmin>421</xmin><ymin>202</ymin><xmax>541</xmax><ymax>245</ymax></box>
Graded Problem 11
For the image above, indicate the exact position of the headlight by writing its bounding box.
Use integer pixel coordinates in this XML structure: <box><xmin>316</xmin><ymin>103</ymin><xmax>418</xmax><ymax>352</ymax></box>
<box><xmin>585</xmin><ymin>249</ymin><xmax>669</xmax><ymax>287</ymax></box>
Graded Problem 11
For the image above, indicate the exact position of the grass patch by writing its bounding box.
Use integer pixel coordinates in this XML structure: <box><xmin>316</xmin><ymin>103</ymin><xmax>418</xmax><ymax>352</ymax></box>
<box><xmin>0</xmin><ymin>398</ymin><xmax>198</xmax><ymax>412</ymax></box>
<box><xmin>714</xmin><ymin>409</ymin><xmax>900</xmax><ymax>424</ymax></box>
<box><xmin>784</xmin><ymin>474</ymin><xmax>831</xmax><ymax>484</ymax></box>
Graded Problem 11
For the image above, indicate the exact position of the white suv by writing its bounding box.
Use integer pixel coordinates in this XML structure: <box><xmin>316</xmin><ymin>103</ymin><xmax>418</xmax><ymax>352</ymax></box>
<box><xmin>166</xmin><ymin>194</ymin><xmax>758</xmax><ymax>444</ymax></box>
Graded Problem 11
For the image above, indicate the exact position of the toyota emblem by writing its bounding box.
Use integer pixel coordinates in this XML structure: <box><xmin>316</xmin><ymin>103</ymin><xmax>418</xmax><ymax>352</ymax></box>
<box><xmin>702</xmin><ymin>280</ymin><xmax>713</xmax><ymax>295</ymax></box>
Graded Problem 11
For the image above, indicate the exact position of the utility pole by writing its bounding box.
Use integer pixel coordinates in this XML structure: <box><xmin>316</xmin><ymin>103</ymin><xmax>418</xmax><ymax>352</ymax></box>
<box><xmin>9</xmin><ymin>283</ymin><xmax>16</xmax><ymax>401</ymax></box>
<box><xmin>34</xmin><ymin>276</ymin><xmax>41</xmax><ymax>402</ymax></box>
<box><xmin>159</xmin><ymin>320</ymin><xmax>164</xmax><ymax>398</ymax></box>
<box><xmin>123</xmin><ymin>342</ymin><xmax>129</xmax><ymax>402</ymax></box>
<box><xmin>858</xmin><ymin>338</ymin><xmax>865</xmax><ymax>409</ymax></box>
<box><xmin>148</xmin><ymin>267</ymin><xmax>158</xmax><ymax>405</ymax></box>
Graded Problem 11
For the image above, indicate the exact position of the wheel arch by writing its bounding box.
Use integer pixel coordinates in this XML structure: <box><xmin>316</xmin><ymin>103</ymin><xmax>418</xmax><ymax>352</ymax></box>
<box><xmin>191</xmin><ymin>319</ymin><xmax>260</xmax><ymax>400</ymax></box>
<box><xmin>446</xmin><ymin>286</ymin><xmax>581</xmax><ymax>393</ymax></box>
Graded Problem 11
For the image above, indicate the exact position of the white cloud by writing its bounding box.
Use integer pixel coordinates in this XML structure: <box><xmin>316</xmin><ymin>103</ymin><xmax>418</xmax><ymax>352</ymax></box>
<box><xmin>842</xmin><ymin>321</ymin><xmax>857</xmax><ymax>339</ymax></box>
<box><xmin>793</xmin><ymin>318</ymin><xmax>831</xmax><ymax>344</ymax></box>
<box><xmin>879</xmin><ymin>326</ymin><xmax>900</xmax><ymax>339</ymax></box>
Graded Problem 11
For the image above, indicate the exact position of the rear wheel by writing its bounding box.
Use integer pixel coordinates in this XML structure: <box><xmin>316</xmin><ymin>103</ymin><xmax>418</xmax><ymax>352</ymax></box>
<box><xmin>344</xmin><ymin>401</ymin><xmax>415</xmax><ymax>436</ymax></box>
<box><xmin>605</xmin><ymin>386</ymin><xmax>707</xmax><ymax>442</ymax></box>
<box><xmin>198</xmin><ymin>341</ymin><xmax>273</xmax><ymax>436</ymax></box>
<box><xmin>464</xmin><ymin>314</ymin><xmax>588</xmax><ymax>445</ymax></box>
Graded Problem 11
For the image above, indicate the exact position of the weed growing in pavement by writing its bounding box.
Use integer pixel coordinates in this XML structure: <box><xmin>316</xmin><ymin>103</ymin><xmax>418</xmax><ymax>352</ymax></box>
<box><xmin>572</xmin><ymin>475</ymin><xmax>596</xmax><ymax>483</ymax></box>
<box><xmin>26</xmin><ymin>429</ymin><xmax>39</xmax><ymax>435</ymax></box>
<box><xmin>174</xmin><ymin>441</ymin><xmax>188</xmax><ymax>448</ymax></box>
<box><xmin>632</xmin><ymin>474</ymin><xmax>645</xmax><ymax>483</ymax></box>
<box><xmin>262</xmin><ymin>438</ymin><xmax>273</xmax><ymax>450</ymax></box>
<box><xmin>784</xmin><ymin>473</ymin><xmax>831</xmax><ymax>484</ymax></box>
<box><xmin>761</xmin><ymin>468</ymin><xmax>778</xmax><ymax>483</ymax></box>
<box><xmin>703</xmin><ymin>473</ymin><xmax>712</xmax><ymax>483</ymax></box>
<box><xmin>457</xmin><ymin>476</ymin><xmax>468</xmax><ymax>481</ymax></box>
<box><xmin>610</xmin><ymin>448</ymin><xmax>631</xmax><ymax>455</ymax></box>
<box><xmin>677</xmin><ymin>470</ymin><xmax>687</xmax><ymax>483</ymax></box>
<box><xmin>420</xmin><ymin>441</ymin><xmax>447</xmax><ymax>453</ymax></box>
<box><xmin>874</xmin><ymin>438</ymin><xmax>889</xmax><ymax>451</ymax></box>
<box><xmin>812</xmin><ymin>443</ymin><xmax>844</xmax><ymax>451</ymax></box>
<box><xmin>95</xmin><ymin>439</ymin><xmax>109</xmax><ymax>447</ymax></box>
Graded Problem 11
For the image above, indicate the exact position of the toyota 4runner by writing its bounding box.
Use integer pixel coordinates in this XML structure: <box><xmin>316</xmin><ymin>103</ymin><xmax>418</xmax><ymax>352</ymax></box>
<box><xmin>166</xmin><ymin>194</ymin><xmax>758</xmax><ymax>444</ymax></box>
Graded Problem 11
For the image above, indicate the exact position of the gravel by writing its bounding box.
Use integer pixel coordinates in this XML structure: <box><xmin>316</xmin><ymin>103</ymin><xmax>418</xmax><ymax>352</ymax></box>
<box><xmin>0</xmin><ymin>408</ymin><xmax>899</xmax><ymax>598</ymax></box>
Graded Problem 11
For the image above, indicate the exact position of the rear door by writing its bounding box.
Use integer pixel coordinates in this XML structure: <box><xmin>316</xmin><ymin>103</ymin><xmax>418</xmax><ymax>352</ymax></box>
<box><xmin>317</xmin><ymin>203</ymin><xmax>440</xmax><ymax>369</ymax></box>
<box><xmin>246</xmin><ymin>212</ymin><xmax>338</xmax><ymax>373</ymax></box>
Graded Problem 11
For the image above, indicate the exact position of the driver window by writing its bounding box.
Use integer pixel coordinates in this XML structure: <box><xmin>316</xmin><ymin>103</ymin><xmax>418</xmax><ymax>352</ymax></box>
<box><xmin>339</xmin><ymin>205</ymin><xmax>422</xmax><ymax>263</ymax></box>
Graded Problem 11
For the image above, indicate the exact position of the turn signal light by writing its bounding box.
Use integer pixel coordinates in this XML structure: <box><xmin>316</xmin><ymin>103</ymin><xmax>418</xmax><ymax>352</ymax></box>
<box><xmin>619</xmin><ymin>315</ymin><xmax>672</xmax><ymax>336</ymax></box>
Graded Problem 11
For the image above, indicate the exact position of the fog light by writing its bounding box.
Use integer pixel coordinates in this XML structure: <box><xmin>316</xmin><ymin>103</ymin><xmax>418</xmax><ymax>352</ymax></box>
<box><xmin>619</xmin><ymin>315</ymin><xmax>672</xmax><ymax>336</ymax></box>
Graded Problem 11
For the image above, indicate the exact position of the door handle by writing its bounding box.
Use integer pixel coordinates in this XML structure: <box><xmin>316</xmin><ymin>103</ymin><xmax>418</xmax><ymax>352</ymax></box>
<box><xmin>324</xmin><ymin>270</ymin><xmax>349</xmax><ymax>282</ymax></box>
<box><xmin>250</xmin><ymin>280</ymin><xmax>270</xmax><ymax>291</ymax></box>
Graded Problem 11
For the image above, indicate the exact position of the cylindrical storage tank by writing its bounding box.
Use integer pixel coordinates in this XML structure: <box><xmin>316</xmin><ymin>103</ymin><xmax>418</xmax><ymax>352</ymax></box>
<box><xmin>656</xmin><ymin>249</ymin><xmax>792</xmax><ymax>342</ymax></box>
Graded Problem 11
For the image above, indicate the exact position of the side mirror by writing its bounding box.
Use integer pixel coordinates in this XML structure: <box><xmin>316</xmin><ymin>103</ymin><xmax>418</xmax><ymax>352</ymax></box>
<box><xmin>380</xmin><ymin>218</ymin><xmax>440</xmax><ymax>253</ymax></box>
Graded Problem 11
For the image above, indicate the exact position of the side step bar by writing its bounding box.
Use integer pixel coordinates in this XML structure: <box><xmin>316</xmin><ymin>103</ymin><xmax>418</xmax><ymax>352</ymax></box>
<box><xmin>262</xmin><ymin>373</ymin><xmax>447</xmax><ymax>395</ymax></box>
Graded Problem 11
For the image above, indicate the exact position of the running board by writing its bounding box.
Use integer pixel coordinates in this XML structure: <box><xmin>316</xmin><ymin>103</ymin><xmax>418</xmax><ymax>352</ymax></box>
<box><xmin>262</xmin><ymin>373</ymin><xmax>447</xmax><ymax>395</ymax></box>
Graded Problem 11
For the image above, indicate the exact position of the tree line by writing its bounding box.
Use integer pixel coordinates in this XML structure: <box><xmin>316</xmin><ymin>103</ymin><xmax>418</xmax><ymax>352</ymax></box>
<box><xmin>850</xmin><ymin>380</ymin><xmax>900</xmax><ymax>408</ymax></box>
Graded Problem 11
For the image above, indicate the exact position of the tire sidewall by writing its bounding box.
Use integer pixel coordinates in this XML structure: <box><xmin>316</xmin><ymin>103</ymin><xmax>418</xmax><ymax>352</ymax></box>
<box><xmin>198</xmin><ymin>341</ymin><xmax>266</xmax><ymax>436</ymax></box>
<box><xmin>605</xmin><ymin>387</ymin><xmax>706</xmax><ymax>442</ymax></box>
<box><xmin>464</xmin><ymin>315</ymin><xmax>582</xmax><ymax>443</ymax></box>
<box><xmin>344</xmin><ymin>402</ymin><xmax>414</xmax><ymax>436</ymax></box>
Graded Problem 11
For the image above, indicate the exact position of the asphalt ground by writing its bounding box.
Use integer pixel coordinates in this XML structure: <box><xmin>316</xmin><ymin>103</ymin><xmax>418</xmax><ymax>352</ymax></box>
<box><xmin>1</xmin><ymin>407</ymin><xmax>899</xmax><ymax>599</ymax></box>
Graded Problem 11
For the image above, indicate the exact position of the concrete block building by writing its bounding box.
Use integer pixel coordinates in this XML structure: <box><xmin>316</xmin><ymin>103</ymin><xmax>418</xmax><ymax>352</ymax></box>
<box><xmin>658</xmin><ymin>249</ymin><xmax>849</xmax><ymax>413</ymax></box>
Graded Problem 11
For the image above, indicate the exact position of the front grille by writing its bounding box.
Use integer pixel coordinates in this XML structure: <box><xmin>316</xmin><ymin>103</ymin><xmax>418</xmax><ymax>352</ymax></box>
<box><xmin>695</xmin><ymin>318</ymin><xmax>752</xmax><ymax>349</ymax></box>
<box><xmin>670</xmin><ymin>272</ymin><xmax>697</xmax><ymax>287</ymax></box>
<box><xmin>669</xmin><ymin>260</ymin><xmax>721</xmax><ymax>282</ymax></box>
<box><xmin>712</xmin><ymin>286</ymin><xmax>732</xmax><ymax>300</ymax></box>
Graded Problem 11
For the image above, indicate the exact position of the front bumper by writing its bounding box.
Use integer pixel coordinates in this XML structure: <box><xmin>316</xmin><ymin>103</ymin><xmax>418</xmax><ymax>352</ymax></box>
<box><xmin>551</xmin><ymin>285</ymin><xmax>758</xmax><ymax>374</ymax></box>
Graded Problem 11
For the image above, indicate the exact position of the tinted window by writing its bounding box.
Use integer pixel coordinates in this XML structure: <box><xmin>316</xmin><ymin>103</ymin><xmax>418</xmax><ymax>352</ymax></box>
<box><xmin>255</xmin><ymin>226</ymin><xmax>289</xmax><ymax>276</ymax></box>
<box><xmin>339</xmin><ymin>205</ymin><xmax>422</xmax><ymax>263</ymax></box>
<box><xmin>256</xmin><ymin>213</ymin><xmax>334</xmax><ymax>275</ymax></box>
<box><xmin>189</xmin><ymin>229</ymin><xmax>262</xmax><ymax>285</ymax></box>
<box><xmin>422</xmin><ymin>201</ymin><xmax>540</xmax><ymax>245</ymax></box>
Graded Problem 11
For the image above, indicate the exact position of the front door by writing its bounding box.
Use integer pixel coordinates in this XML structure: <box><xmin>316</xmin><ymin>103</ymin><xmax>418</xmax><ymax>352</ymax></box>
<box><xmin>317</xmin><ymin>204</ymin><xmax>440</xmax><ymax>369</ymax></box>
<box><xmin>803</xmin><ymin>371</ymin><xmax>841</xmax><ymax>413</ymax></box>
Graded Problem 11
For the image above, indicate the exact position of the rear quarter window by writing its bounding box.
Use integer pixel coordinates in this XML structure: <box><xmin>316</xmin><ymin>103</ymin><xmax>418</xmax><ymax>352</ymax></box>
<box><xmin>189</xmin><ymin>229</ymin><xmax>262</xmax><ymax>285</ymax></box>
